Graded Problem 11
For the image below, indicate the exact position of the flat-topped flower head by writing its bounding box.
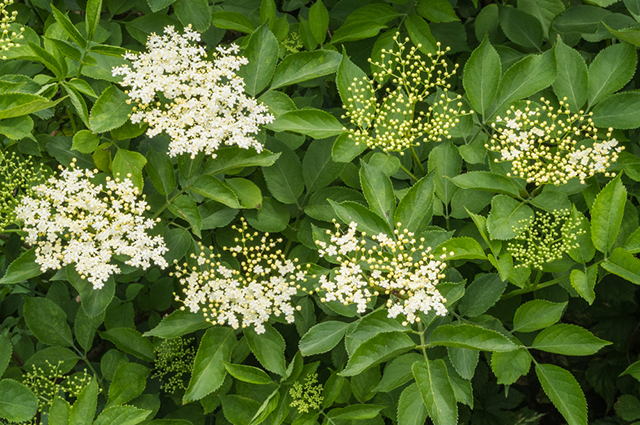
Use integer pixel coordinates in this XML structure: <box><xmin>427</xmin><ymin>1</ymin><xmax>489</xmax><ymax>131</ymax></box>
<box><xmin>15</xmin><ymin>160</ymin><xmax>168</xmax><ymax>289</ymax></box>
<box><xmin>488</xmin><ymin>98</ymin><xmax>623</xmax><ymax>185</ymax></box>
<box><xmin>315</xmin><ymin>221</ymin><xmax>450</xmax><ymax>325</ymax></box>
<box><xmin>0</xmin><ymin>0</ymin><xmax>24</xmax><ymax>59</ymax></box>
<box><xmin>173</xmin><ymin>218</ymin><xmax>308</xmax><ymax>334</ymax></box>
<box><xmin>112</xmin><ymin>25</ymin><xmax>274</xmax><ymax>159</ymax></box>
<box><xmin>507</xmin><ymin>208</ymin><xmax>583</xmax><ymax>270</ymax></box>
<box><xmin>342</xmin><ymin>33</ymin><xmax>470</xmax><ymax>154</ymax></box>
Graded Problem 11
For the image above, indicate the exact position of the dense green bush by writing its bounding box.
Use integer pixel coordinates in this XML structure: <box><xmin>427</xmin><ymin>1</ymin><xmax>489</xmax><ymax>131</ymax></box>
<box><xmin>3</xmin><ymin>0</ymin><xmax>640</xmax><ymax>424</ymax></box>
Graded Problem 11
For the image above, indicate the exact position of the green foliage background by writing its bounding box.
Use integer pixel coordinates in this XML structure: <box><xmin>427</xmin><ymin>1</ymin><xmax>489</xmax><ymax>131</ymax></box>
<box><xmin>3</xmin><ymin>0</ymin><xmax>640</xmax><ymax>424</ymax></box>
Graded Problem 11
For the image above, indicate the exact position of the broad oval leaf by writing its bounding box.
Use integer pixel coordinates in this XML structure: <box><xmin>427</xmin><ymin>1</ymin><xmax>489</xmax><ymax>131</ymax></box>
<box><xmin>268</xmin><ymin>109</ymin><xmax>343</xmax><ymax>139</ymax></box>
<box><xmin>512</xmin><ymin>300</ymin><xmax>567</xmax><ymax>333</ymax></box>
<box><xmin>590</xmin><ymin>174</ymin><xmax>626</xmax><ymax>254</ymax></box>
<box><xmin>270</xmin><ymin>50</ymin><xmax>342</xmax><ymax>89</ymax></box>
<box><xmin>412</xmin><ymin>359</ymin><xmax>458</xmax><ymax>425</ymax></box>
<box><xmin>430</xmin><ymin>324</ymin><xmax>517</xmax><ymax>352</ymax></box>
<box><xmin>0</xmin><ymin>379</ymin><xmax>38</xmax><ymax>423</ymax></box>
<box><xmin>463</xmin><ymin>34</ymin><xmax>501</xmax><ymax>117</ymax></box>
<box><xmin>299</xmin><ymin>321</ymin><xmax>350</xmax><ymax>356</ymax></box>
<box><xmin>24</xmin><ymin>297</ymin><xmax>74</xmax><ymax>347</ymax></box>
<box><xmin>340</xmin><ymin>332</ymin><xmax>415</xmax><ymax>377</ymax></box>
<box><xmin>535</xmin><ymin>363</ymin><xmax>587</xmax><ymax>425</ymax></box>
<box><xmin>531</xmin><ymin>324</ymin><xmax>612</xmax><ymax>355</ymax></box>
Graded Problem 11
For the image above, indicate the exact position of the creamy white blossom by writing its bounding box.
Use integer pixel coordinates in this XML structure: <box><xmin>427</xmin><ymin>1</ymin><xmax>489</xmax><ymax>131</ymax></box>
<box><xmin>112</xmin><ymin>25</ymin><xmax>274</xmax><ymax>159</ymax></box>
<box><xmin>15</xmin><ymin>161</ymin><xmax>168</xmax><ymax>289</ymax></box>
<box><xmin>316</xmin><ymin>222</ymin><xmax>450</xmax><ymax>325</ymax></box>
<box><xmin>173</xmin><ymin>218</ymin><xmax>308</xmax><ymax>334</ymax></box>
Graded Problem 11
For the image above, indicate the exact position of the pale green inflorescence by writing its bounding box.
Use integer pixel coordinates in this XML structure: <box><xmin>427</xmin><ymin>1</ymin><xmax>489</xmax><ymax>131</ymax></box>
<box><xmin>289</xmin><ymin>373</ymin><xmax>323</xmax><ymax>414</ymax></box>
<box><xmin>488</xmin><ymin>98</ymin><xmax>623</xmax><ymax>186</ymax></box>
<box><xmin>152</xmin><ymin>337</ymin><xmax>196</xmax><ymax>394</ymax></box>
<box><xmin>507</xmin><ymin>209</ymin><xmax>584</xmax><ymax>270</ymax></box>
<box><xmin>0</xmin><ymin>150</ymin><xmax>45</xmax><ymax>231</ymax></box>
<box><xmin>0</xmin><ymin>0</ymin><xmax>24</xmax><ymax>59</ymax></box>
<box><xmin>342</xmin><ymin>33</ymin><xmax>470</xmax><ymax>154</ymax></box>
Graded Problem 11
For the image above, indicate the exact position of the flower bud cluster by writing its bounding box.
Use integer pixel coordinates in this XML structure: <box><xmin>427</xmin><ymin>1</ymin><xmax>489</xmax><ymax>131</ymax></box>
<box><xmin>15</xmin><ymin>160</ymin><xmax>168</xmax><ymax>289</ymax></box>
<box><xmin>0</xmin><ymin>0</ymin><xmax>24</xmax><ymax>59</ymax></box>
<box><xmin>342</xmin><ymin>33</ymin><xmax>469</xmax><ymax>153</ymax></box>
<box><xmin>0</xmin><ymin>150</ymin><xmax>44</xmax><ymax>231</ymax></box>
<box><xmin>488</xmin><ymin>98</ymin><xmax>623</xmax><ymax>185</ymax></box>
<box><xmin>112</xmin><ymin>25</ymin><xmax>274</xmax><ymax>159</ymax></box>
<box><xmin>173</xmin><ymin>218</ymin><xmax>308</xmax><ymax>334</ymax></box>
<box><xmin>316</xmin><ymin>221</ymin><xmax>450</xmax><ymax>325</ymax></box>
<box><xmin>152</xmin><ymin>337</ymin><xmax>195</xmax><ymax>394</ymax></box>
<box><xmin>507</xmin><ymin>208</ymin><xmax>583</xmax><ymax>270</ymax></box>
<box><xmin>23</xmin><ymin>360</ymin><xmax>94</xmax><ymax>413</ymax></box>
<box><xmin>290</xmin><ymin>373</ymin><xmax>323</xmax><ymax>414</ymax></box>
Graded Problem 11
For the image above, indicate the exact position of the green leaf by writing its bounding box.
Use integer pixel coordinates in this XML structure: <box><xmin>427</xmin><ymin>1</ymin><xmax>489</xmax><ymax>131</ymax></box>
<box><xmin>89</xmin><ymin>85</ymin><xmax>133</xmax><ymax>134</ymax></box>
<box><xmin>340</xmin><ymin>332</ymin><xmax>414</xmax><ymax>376</ymax></box>
<box><xmin>430</xmin><ymin>324</ymin><xmax>517</xmax><ymax>351</ymax></box>
<box><xmin>435</xmin><ymin>237</ymin><xmax>486</xmax><ymax>261</ymax></box>
<box><xmin>375</xmin><ymin>353</ymin><xmax>423</xmax><ymax>392</ymax></box>
<box><xmin>614</xmin><ymin>394</ymin><xmax>640</xmax><ymax>422</ymax></box>
<box><xmin>491</xmin><ymin>50</ymin><xmax>556</xmax><ymax>120</ymax></box>
<box><xmin>211</xmin><ymin>11</ymin><xmax>255</xmax><ymax>33</ymax></box>
<box><xmin>487</xmin><ymin>195</ymin><xmax>533</xmax><ymax>240</ymax></box>
<box><xmin>602</xmin><ymin>247</ymin><xmax>640</xmax><ymax>285</ymax></box>
<box><xmin>85</xmin><ymin>0</ymin><xmax>103</xmax><ymax>42</ymax></box>
<box><xmin>360</xmin><ymin>161</ymin><xmax>395</xmax><ymax>224</ymax></box>
<box><xmin>329</xmin><ymin>200</ymin><xmax>391</xmax><ymax>236</ymax></box>
<box><xmin>491</xmin><ymin>348</ymin><xmax>532</xmax><ymax>385</ymax></box>
<box><xmin>0</xmin><ymin>93</ymin><xmax>64</xmax><ymax>120</ymax></box>
<box><xmin>70</xmin><ymin>380</ymin><xmax>98</xmax><ymax>425</ymax></box>
<box><xmin>168</xmin><ymin>195</ymin><xmax>203</xmax><ymax>238</ymax></box>
<box><xmin>74</xmin><ymin>307</ymin><xmax>103</xmax><ymax>352</ymax></box>
<box><xmin>268</xmin><ymin>109</ymin><xmax>343</xmax><ymax>139</ymax></box>
<box><xmin>244</xmin><ymin>324</ymin><xmax>287</xmax><ymax>376</ymax></box>
<box><xmin>535</xmin><ymin>364</ymin><xmax>587</xmax><ymax>425</ymax></box>
<box><xmin>51</xmin><ymin>5</ymin><xmax>87</xmax><ymax>48</ymax></box>
<box><xmin>429</xmin><ymin>141</ymin><xmax>461</xmax><ymax>205</ymax></box>
<box><xmin>553</xmin><ymin>36</ymin><xmax>588</xmax><ymax>112</ymax></box>
<box><xmin>591</xmin><ymin>174</ymin><xmax>626</xmax><ymax>254</ymax></box>
<box><xmin>112</xmin><ymin>148</ymin><xmax>146</xmax><ymax>191</ymax></box>
<box><xmin>202</xmin><ymin>147</ymin><xmax>280</xmax><ymax>175</ymax></box>
<box><xmin>326</xmin><ymin>404</ymin><xmax>385</xmax><ymax>420</ymax></box>
<box><xmin>412</xmin><ymin>359</ymin><xmax>458</xmax><ymax>425</ymax></box>
<box><xmin>532</xmin><ymin>324</ymin><xmax>611</xmax><ymax>355</ymax></box>
<box><xmin>262</xmin><ymin>139</ymin><xmax>303</xmax><ymax>205</ymax></box>
<box><xmin>144</xmin><ymin>310</ymin><xmax>209</xmax><ymax>339</ymax></box>
<box><xmin>220</xmin><ymin>395</ymin><xmax>261</xmax><ymax>425</ymax></box>
<box><xmin>450</xmin><ymin>171</ymin><xmax>522</xmax><ymax>197</ymax></box>
<box><xmin>336</xmin><ymin>51</ymin><xmax>374</xmax><ymax>117</ymax></box>
<box><xmin>189</xmin><ymin>175</ymin><xmax>241</xmax><ymax>209</ymax></box>
<box><xmin>302</xmin><ymin>138</ymin><xmax>345</xmax><ymax>193</ymax></box>
<box><xmin>0</xmin><ymin>249</ymin><xmax>42</xmax><ymax>284</ymax></box>
<box><xmin>395</xmin><ymin>174</ymin><xmax>435</xmax><ymax>234</ymax></box>
<box><xmin>566</xmin><ymin>207</ymin><xmax>595</xmax><ymax>263</ymax></box>
<box><xmin>588</xmin><ymin>43</ymin><xmax>637</xmax><ymax>107</ymax></box>
<box><xmin>107</xmin><ymin>363</ymin><xmax>149</xmax><ymax>407</ymax></box>
<box><xmin>67</xmin><ymin>266</ymin><xmax>115</xmax><ymax>318</ymax></box>
<box><xmin>184</xmin><ymin>327</ymin><xmax>235</xmax><ymax>403</ymax></box>
<box><xmin>173</xmin><ymin>0</ymin><xmax>210</xmax><ymax>32</ymax></box>
<box><xmin>513</xmin><ymin>300</ymin><xmax>567</xmax><ymax>332</ymax></box>
<box><xmin>93</xmin><ymin>406</ymin><xmax>150</xmax><ymax>425</ymax></box>
<box><xmin>447</xmin><ymin>347</ymin><xmax>479</xmax><ymax>381</ymax></box>
<box><xmin>24</xmin><ymin>297</ymin><xmax>73</xmax><ymax>347</ymax></box>
<box><xmin>332</xmin><ymin>132</ymin><xmax>368</xmax><ymax>163</ymax></box>
<box><xmin>0</xmin><ymin>380</ymin><xmax>38</xmax><ymax>423</ymax></box>
<box><xmin>237</xmin><ymin>24</ymin><xmax>279</xmax><ymax>96</ymax></box>
<box><xmin>225</xmin><ymin>178</ymin><xmax>262</xmax><ymax>209</ymax></box>
<box><xmin>570</xmin><ymin>265</ymin><xmax>597</xmax><ymax>305</ymax></box>
<box><xmin>621</xmin><ymin>359</ymin><xmax>640</xmax><ymax>380</ymax></box>
<box><xmin>299</xmin><ymin>321</ymin><xmax>350</xmax><ymax>356</ymax></box>
<box><xmin>49</xmin><ymin>396</ymin><xmax>71</xmax><ymax>425</ymax></box>
<box><xmin>518</xmin><ymin>0</ymin><xmax>565</xmax><ymax>39</ymax></box>
<box><xmin>29</xmin><ymin>42</ymin><xmax>65</xmax><ymax>78</ymax></box>
<box><xmin>309</xmin><ymin>0</ymin><xmax>329</xmax><ymax>44</ymax></box>
<box><xmin>331</xmin><ymin>4</ymin><xmax>398</xmax><ymax>44</ymax></box>
<box><xmin>463</xmin><ymin>35</ymin><xmax>501</xmax><ymax>116</ymax></box>
<box><xmin>0</xmin><ymin>336</ymin><xmax>11</xmax><ymax>378</ymax></box>
<box><xmin>146</xmin><ymin>147</ymin><xmax>176</xmax><ymax>197</ymax></box>
<box><xmin>417</xmin><ymin>0</ymin><xmax>459</xmax><ymax>23</ymax></box>
<box><xmin>404</xmin><ymin>14</ymin><xmax>438</xmax><ymax>55</ymax></box>
<box><xmin>458</xmin><ymin>274</ymin><xmax>506</xmax><ymax>317</ymax></box>
<box><xmin>71</xmin><ymin>130</ymin><xmax>99</xmax><ymax>154</ymax></box>
<box><xmin>244</xmin><ymin>197</ymin><xmax>289</xmax><ymax>232</ymax></box>
<box><xmin>99</xmin><ymin>328</ymin><xmax>155</xmax><ymax>361</ymax></box>
<box><xmin>499</xmin><ymin>6</ymin><xmax>543</xmax><ymax>49</ymax></box>
<box><xmin>397</xmin><ymin>383</ymin><xmax>428</xmax><ymax>425</ymax></box>
<box><xmin>0</xmin><ymin>115</ymin><xmax>33</xmax><ymax>140</ymax></box>
<box><xmin>222</xmin><ymin>362</ymin><xmax>273</xmax><ymax>385</ymax></box>
<box><xmin>592</xmin><ymin>92</ymin><xmax>640</xmax><ymax>130</ymax></box>
<box><xmin>270</xmin><ymin>50</ymin><xmax>342</xmax><ymax>89</ymax></box>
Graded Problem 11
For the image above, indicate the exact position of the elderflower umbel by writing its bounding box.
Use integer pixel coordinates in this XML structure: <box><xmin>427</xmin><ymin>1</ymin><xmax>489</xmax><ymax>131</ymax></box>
<box><xmin>23</xmin><ymin>361</ymin><xmax>95</xmax><ymax>413</ymax></box>
<box><xmin>507</xmin><ymin>209</ymin><xmax>583</xmax><ymax>270</ymax></box>
<box><xmin>0</xmin><ymin>150</ymin><xmax>44</xmax><ymax>231</ymax></box>
<box><xmin>290</xmin><ymin>373</ymin><xmax>323</xmax><ymax>414</ymax></box>
<box><xmin>488</xmin><ymin>98</ymin><xmax>623</xmax><ymax>185</ymax></box>
<box><xmin>152</xmin><ymin>337</ymin><xmax>196</xmax><ymax>394</ymax></box>
<box><xmin>0</xmin><ymin>0</ymin><xmax>24</xmax><ymax>59</ymax></box>
<box><xmin>342</xmin><ymin>33</ymin><xmax>470</xmax><ymax>154</ymax></box>
<box><xmin>112</xmin><ymin>25</ymin><xmax>274</xmax><ymax>159</ymax></box>
<box><xmin>173</xmin><ymin>218</ymin><xmax>308</xmax><ymax>334</ymax></box>
<box><xmin>316</xmin><ymin>222</ymin><xmax>450</xmax><ymax>325</ymax></box>
<box><xmin>15</xmin><ymin>160</ymin><xmax>168</xmax><ymax>289</ymax></box>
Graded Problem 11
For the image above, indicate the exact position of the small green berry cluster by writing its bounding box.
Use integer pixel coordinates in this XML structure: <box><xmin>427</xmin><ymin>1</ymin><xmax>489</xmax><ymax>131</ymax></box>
<box><xmin>289</xmin><ymin>373</ymin><xmax>323</xmax><ymax>414</ymax></box>
<box><xmin>152</xmin><ymin>337</ymin><xmax>196</xmax><ymax>394</ymax></box>
<box><xmin>507</xmin><ymin>209</ymin><xmax>583</xmax><ymax>270</ymax></box>
<box><xmin>0</xmin><ymin>150</ymin><xmax>44</xmax><ymax>231</ymax></box>
<box><xmin>0</xmin><ymin>0</ymin><xmax>24</xmax><ymax>59</ymax></box>
<box><xmin>342</xmin><ymin>33</ymin><xmax>469</xmax><ymax>154</ymax></box>
<box><xmin>22</xmin><ymin>361</ymin><xmax>93</xmax><ymax>413</ymax></box>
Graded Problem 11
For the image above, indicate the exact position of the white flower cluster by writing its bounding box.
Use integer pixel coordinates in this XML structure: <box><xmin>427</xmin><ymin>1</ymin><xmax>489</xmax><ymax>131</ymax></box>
<box><xmin>173</xmin><ymin>218</ymin><xmax>308</xmax><ymax>334</ymax></box>
<box><xmin>342</xmin><ymin>34</ymin><xmax>469</xmax><ymax>154</ymax></box>
<box><xmin>15</xmin><ymin>160</ymin><xmax>168</xmax><ymax>289</ymax></box>
<box><xmin>488</xmin><ymin>99</ymin><xmax>623</xmax><ymax>185</ymax></box>
<box><xmin>316</xmin><ymin>222</ymin><xmax>450</xmax><ymax>325</ymax></box>
<box><xmin>112</xmin><ymin>25</ymin><xmax>274</xmax><ymax>159</ymax></box>
<box><xmin>0</xmin><ymin>0</ymin><xmax>24</xmax><ymax>59</ymax></box>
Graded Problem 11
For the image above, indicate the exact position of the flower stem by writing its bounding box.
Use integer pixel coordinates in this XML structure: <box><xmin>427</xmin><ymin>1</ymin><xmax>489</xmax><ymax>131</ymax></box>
<box><xmin>410</xmin><ymin>145</ymin><xmax>425</xmax><ymax>175</ymax></box>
